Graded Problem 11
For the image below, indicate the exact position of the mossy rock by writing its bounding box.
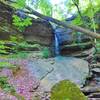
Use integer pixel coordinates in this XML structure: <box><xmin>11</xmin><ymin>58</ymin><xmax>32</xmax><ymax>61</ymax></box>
<box><xmin>51</xmin><ymin>80</ymin><xmax>87</xmax><ymax>100</ymax></box>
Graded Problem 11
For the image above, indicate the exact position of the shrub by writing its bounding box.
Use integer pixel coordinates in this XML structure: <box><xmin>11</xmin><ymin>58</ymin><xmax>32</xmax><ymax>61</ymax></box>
<box><xmin>42</xmin><ymin>47</ymin><xmax>50</xmax><ymax>58</ymax></box>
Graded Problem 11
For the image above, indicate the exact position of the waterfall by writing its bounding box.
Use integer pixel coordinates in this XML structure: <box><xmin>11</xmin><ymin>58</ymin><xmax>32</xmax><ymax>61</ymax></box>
<box><xmin>55</xmin><ymin>33</ymin><xmax>60</xmax><ymax>56</ymax></box>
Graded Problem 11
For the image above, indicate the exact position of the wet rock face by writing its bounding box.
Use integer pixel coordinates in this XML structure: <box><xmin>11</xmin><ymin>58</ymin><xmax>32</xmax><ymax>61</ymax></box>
<box><xmin>54</xmin><ymin>27</ymin><xmax>92</xmax><ymax>45</ymax></box>
<box><xmin>54</xmin><ymin>26</ymin><xmax>93</xmax><ymax>55</ymax></box>
<box><xmin>54</xmin><ymin>27</ymin><xmax>73</xmax><ymax>45</ymax></box>
<box><xmin>23</xmin><ymin>20</ymin><xmax>53</xmax><ymax>46</ymax></box>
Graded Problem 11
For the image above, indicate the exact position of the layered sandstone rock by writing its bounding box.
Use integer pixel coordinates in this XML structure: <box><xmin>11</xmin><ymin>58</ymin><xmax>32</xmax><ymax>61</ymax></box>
<box><xmin>23</xmin><ymin>19</ymin><xmax>53</xmax><ymax>46</ymax></box>
<box><xmin>0</xmin><ymin>2</ymin><xmax>53</xmax><ymax>46</ymax></box>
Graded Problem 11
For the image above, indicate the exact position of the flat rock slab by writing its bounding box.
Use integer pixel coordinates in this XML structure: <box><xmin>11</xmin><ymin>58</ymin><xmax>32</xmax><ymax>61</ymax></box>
<box><xmin>40</xmin><ymin>56</ymin><xmax>89</xmax><ymax>90</ymax></box>
<box><xmin>0</xmin><ymin>58</ymin><xmax>53</xmax><ymax>80</ymax></box>
<box><xmin>27</xmin><ymin>59</ymin><xmax>54</xmax><ymax>80</ymax></box>
<box><xmin>0</xmin><ymin>56</ymin><xmax>89</xmax><ymax>91</ymax></box>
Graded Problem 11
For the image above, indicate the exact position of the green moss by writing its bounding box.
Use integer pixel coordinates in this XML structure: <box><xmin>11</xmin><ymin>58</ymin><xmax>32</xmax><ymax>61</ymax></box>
<box><xmin>51</xmin><ymin>80</ymin><xmax>87</xmax><ymax>100</ymax></box>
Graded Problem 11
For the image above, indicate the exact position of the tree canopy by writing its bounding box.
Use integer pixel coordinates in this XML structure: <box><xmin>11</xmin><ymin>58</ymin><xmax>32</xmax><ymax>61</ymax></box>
<box><xmin>10</xmin><ymin>0</ymin><xmax>100</xmax><ymax>28</ymax></box>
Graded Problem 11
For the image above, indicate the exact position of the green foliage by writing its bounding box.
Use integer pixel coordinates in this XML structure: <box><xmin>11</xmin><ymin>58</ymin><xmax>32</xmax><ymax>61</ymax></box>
<box><xmin>12</xmin><ymin>15</ymin><xmax>32</xmax><ymax>32</ymax></box>
<box><xmin>9</xmin><ymin>52</ymin><xmax>28</xmax><ymax>59</ymax></box>
<box><xmin>51</xmin><ymin>80</ymin><xmax>87</xmax><ymax>100</ymax></box>
<box><xmin>0</xmin><ymin>76</ymin><xmax>15</xmax><ymax>93</ymax></box>
<box><xmin>11</xmin><ymin>0</ymin><xmax>26</xmax><ymax>9</ymax></box>
<box><xmin>42</xmin><ymin>47</ymin><xmax>50</xmax><ymax>58</ymax></box>
<box><xmin>0</xmin><ymin>40</ymin><xmax>17</xmax><ymax>55</ymax></box>
<box><xmin>94</xmin><ymin>11</ymin><xmax>100</xmax><ymax>24</ymax></box>
<box><xmin>72</xmin><ymin>16</ymin><xmax>83</xmax><ymax>25</ymax></box>
<box><xmin>72</xmin><ymin>0</ymin><xmax>100</xmax><ymax>29</ymax></box>
<box><xmin>72</xmin><ymin>0</ymin><xmax>79</xmax><ymax>5</ymax></box>
<box><xmin>10</xmin><ymin>35</ymin><xmax>18</xmax><ymax>43</ymax></box>
<box><xmin>9</xmin><ymin>35</ymin><xmax>26</xmax><ymax>52</ymax></box>
<box><xmin>0</xmin><ymin>61</ymin><xmax>19</xmax><ymax>77</ymax></box>
<box><xmin>0</xmin><ymin>35</ymin><xmax>42</xmax><ymax>57</ymax></box>
<box><xmin>0</xmin><ymin>41</ymin><xmax>10</xmax><ymax>54</ymax></box>
<box><xmin>38</xmin><ymin>0</ymin><xmax>52</xmax><ymax>16</ymax></box>
<box><xmin>18</xmin><ymin>42</ymin><xmax>41</xmax><ymax>49</ymax></box>
<box><xmin>82</xmin><ymin>1</ymin><xmax>100</xmax><ymax>18</ymax></box>
<box><xmin>0</xmin><ymin>76</ymin><xmax>25</xmax><ymax>100</ymax></box>
<box><xmin>95</xmin><ymin>39</ymin><xmax>100</xmax><ymax>53</ymax></box>
<box><xmin>11</xmin><ymin>0</ymin><xmax>52</xmax><ymax>16</ymax></box>
<box><xmin>0</xmin><ymin>62</ymin><xmax>16</xmax><ymax>69</ymax></box>
<box><xmin>8</xmin><ymin>0</ymin><xmax>100</xmax><ymax>22</ymax></box>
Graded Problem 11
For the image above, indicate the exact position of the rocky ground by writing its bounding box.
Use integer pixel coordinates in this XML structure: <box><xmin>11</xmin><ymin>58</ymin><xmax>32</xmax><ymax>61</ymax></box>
<box><xmin>0</xmin><ymin>51</ymin><xmax>99</xmax><ymax>100</ymax></box>
<box><xmin>0</xmin><ymin>57</ymin><xmax>87</xmax><ymax>100</ymax></box>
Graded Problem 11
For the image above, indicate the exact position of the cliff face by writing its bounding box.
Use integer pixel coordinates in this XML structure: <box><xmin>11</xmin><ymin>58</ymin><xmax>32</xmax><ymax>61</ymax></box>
<box><xmin>0</xmin><ymin>2</ymin><xmax>13</xmax><ymax>23</ymax></box>
<box><xmin>24</xmin><ymin>19</ymin><xmax>53</xmax><ymax>46</ymax></box>
<box><xmin>0</xmin><ymin>2</ymin><xmax>16</xmax><ymax>39</ymax></box>
<box><xmin>0</xmin><ymin>2</ymin><xmax>53</xmax><ymax>46</ymax></box>
<box><xmin>0</xmin><ymin>1</ymin><xmax>94</xmax><ymax>56</ymax></box>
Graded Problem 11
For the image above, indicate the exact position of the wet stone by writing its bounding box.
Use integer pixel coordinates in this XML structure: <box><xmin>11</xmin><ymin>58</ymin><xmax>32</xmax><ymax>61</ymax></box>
<box><xmin>40</xmin><ymin>56</ymin><xmax>89</xmax><ymax>90</ymax></box>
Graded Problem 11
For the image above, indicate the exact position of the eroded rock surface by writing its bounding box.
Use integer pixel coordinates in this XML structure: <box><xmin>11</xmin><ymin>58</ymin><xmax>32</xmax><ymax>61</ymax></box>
<box><xmin>24</xmin><ymin>20</ymin><xmax>53</xmax><ymax>46</ymax></box>
<box><xmin>40</xmin><ymin>56</ymin><xmax>89</xmax><ymax>90</ymax></box>
<box><xmin>54</xmin><ymin>26</ymin><xmax>93</xmax><ymax>55</ymax></box>
<box><xmin>0</xmin><ymin>2</ymin><xmax>53</xmax><ymax>46</ymax></box>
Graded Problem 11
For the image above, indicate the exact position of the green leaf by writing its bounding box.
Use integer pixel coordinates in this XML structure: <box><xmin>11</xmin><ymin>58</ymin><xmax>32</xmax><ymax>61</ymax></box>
<box><xmin>11</xmin><ymin>0</ymin><xmax>26</xmax><ymax>9</ymax></box>
<box><xmin>12</xmin><ymin>15</ymin><xmax>32</xmax><ymax>32</ymax></box>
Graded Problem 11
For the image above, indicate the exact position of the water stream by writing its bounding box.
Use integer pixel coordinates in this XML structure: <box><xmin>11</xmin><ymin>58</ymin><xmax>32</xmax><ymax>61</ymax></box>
<box><xmin>55</xmin><ymin>33</ymin><xmax>60</xmax><ymax>56</ymax></box>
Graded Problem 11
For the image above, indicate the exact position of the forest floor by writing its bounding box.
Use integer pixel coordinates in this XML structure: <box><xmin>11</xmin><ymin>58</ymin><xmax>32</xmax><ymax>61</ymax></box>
<box><xmin>0</xmin><ymin>51</ymin><xmax>100</xmax><ymax>100</ymax></box>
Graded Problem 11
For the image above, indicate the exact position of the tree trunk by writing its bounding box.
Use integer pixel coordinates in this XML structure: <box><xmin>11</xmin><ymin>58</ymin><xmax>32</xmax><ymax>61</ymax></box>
<box><xmin>26</xmin><ymin>6</ymin><xmax>100</xmax><ymax>39</ymax></box>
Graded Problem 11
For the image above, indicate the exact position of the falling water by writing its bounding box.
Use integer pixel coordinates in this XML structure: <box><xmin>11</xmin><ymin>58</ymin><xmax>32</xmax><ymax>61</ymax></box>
<box><xmin>55</xmin><ymin>33</ymin><xmax>60</xmax><ymax>56</ymax></box>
